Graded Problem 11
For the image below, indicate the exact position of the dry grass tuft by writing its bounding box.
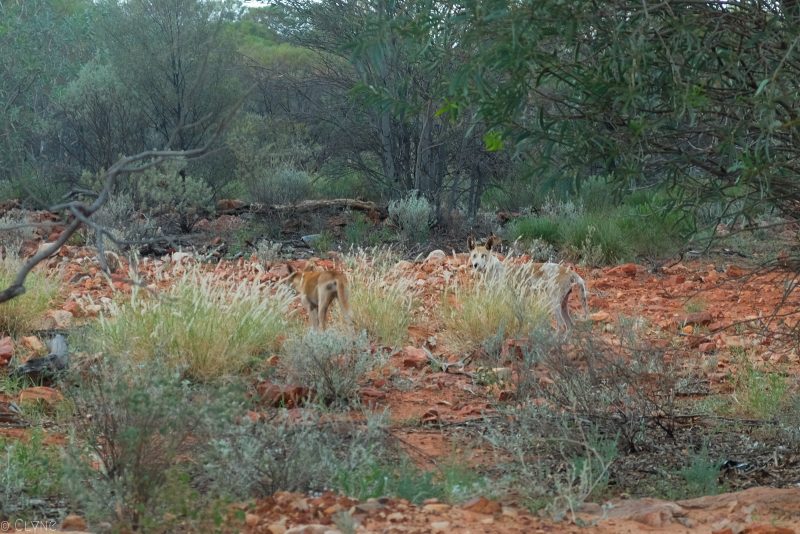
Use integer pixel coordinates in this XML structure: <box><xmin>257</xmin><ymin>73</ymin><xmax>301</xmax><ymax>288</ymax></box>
<box><xmin>91</xmin><ymin>267</ymin><xmax>297</xmax><ymax>381</ymax></box>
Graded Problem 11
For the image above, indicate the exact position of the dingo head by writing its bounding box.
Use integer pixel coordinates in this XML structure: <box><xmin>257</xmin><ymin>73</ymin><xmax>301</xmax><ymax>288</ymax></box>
<box><xmin>467</xmin><ymin>234</ymin><xmax>501</xmax><ymax>273</ymax></box>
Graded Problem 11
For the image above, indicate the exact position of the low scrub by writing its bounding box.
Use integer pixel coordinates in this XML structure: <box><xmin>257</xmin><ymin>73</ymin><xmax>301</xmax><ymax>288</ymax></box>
<box><xmin>345</xmin><ymin>248</ymin><xmax>416</xmax><ymax>346</ymax></box>
<box><xmin>205</xmin><ymin>410</ymin><xmax>389</xmax><ymax>498</ymax></box>
<box><xmin>0</xmin><ymin>254</ymin><xmax>58</xmax><ymax>336</ymax></box>
<box><xmin>0</xmin><ymin>430</ymin><xmax>63</xmax><ymax>519</ymax></box>
<box><xmin>65</xmin><ymin>358</ymin><xmax>239</xmax><ymax>531</ymax></box>
<box><xmin>388</xmin><ymin>191</ymin><xmax>433</xmax><ymax>243</ymax></box>
<box><xmin>441</xmin><ymin>264</ymin><xmax>550</xmax><ymax>353</ymax></box>
<box><xmin>90</xmin><ymin>268</ymin><xmax>296</xmax><ymax>381</ymax></box>
<box><xmin>280</xmin><ymin>329</ymin><xmax>376</xmax><ymax>407</ymax></box>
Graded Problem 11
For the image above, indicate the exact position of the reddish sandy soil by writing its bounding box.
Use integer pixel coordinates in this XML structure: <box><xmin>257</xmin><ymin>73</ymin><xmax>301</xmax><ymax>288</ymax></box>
<box><xmin>3</xmin><ymin>240</ymin><xmax>800</xmax><ymax>533</ymax></box>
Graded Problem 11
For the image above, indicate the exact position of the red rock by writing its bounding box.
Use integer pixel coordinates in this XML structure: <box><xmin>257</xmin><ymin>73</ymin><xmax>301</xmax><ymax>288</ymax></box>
<box><xmin>498</xmin><ymin>390</ymin><xmax>515</xmax><ymax>402</ymax></box>
<box><xmin>216</xmin><ymin>198</ymin><xmax>247</xmax><ymax>212</ymax></box>
<box><xmin>421</xmin><ymin>409</ymin><xmax>440</xmax><ymax>424</ymax></box>
<box><xmin>256</xmin><ymin>382</ymin><xmax>310</xmax><ymax>408</ymax></box>
<box><xmin>61</xmin><ymin>514</ymin><xmax>88</xmax><ymax>531</ymax></box>
<box><xmin>360</xmin><ymin>387</ymin><xmax>386</xmax><ymax>407</ymax></box>
<box><xmin>462</xmin><ymin>496</ymin><xmax>501</xmax><ymax>515</ymax></box>
<box><xmin>18</xmin><ymin>387</ymin><xmax>64</xmax><ymax>406</ymax></box>
<box><xmin>686</xmin><ymin>335</ymin><xmax>710</xmax><ymax>349</ymax></box>
<box><xmin>20</xmin><ymin>336</ymin><xmax>45</xmax><ymax>353</ymax></box>
<box><xmin>725</xmin><ymin>265</ymin><xmax>748</xmax><ymax>278</ymax></box>
<box><xmin>682</xmin><ymin>311</ymin><xmax>714</xmax><ymax>326</ymax></box>
<box><xmin>607</xmin><ymin>263</ymin><xmax>639</xmax><ymax>277</ymax></box>
<box><xmin>402</xmin><ymin>346</ymin><xmax>429</xmax><ymax>369</ymax></box>
<box><xmin>742</xmin><ymin>525</ymin><xmax>795</xmax><ymax>534</ymax></box>
<box><xmin>0</xmin><ymin>336</ymin><xmax>13</xmax><ymax>366</ymax></box>
<box><xmin>590</xmin><ymin>311</ymin><xmax>611</xmax><ymax>322</ymax></box>
<box><xmin>699</xmin><ymin>342</ymin><xmax>717</xmax><ymax>353</ymax></box>
<box><xmin>269</xmin><ymin>264</ymin><xmax>291</xmax><ymax>279</ymax></box>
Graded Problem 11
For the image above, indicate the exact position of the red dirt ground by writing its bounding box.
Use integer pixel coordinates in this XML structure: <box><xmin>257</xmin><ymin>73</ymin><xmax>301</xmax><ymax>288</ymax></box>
<box><xmin>4</xmin><ymin>243</ymin><xmax>800</xmax><ymax>533</ymax></box>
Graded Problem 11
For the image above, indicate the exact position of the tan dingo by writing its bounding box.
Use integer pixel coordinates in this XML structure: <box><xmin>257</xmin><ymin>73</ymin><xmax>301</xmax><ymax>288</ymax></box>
<box><xmin>285</xmin><ymin>263</ymin><xmax>353</xmax><ymax>329</ymax></box>
<box><xmin>467</xmin><ymin>235</ymin><xmax>589</xmax><ymax>329</ymax></box>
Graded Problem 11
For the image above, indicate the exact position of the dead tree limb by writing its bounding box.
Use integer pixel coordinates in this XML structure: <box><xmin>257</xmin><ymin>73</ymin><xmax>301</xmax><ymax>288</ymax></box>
<box><xmin>0</xmin><ymin>83</ymin><xmax>255</xmax><ymax>304</ymax></box>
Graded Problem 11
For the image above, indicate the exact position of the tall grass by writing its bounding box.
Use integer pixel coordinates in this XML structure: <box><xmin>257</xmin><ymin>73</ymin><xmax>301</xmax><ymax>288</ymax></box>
<box><xmin>0</xmin><ymin>254</ymin><xmax>58</xmax><ymax>336</ymax></box>
<box><xmin>90</xmin><ymin>268</ymin><xmax>296</xmax><ymax>381</ymax></box>
<box><xmin>344</xmin><ymin>248</ymin><xmax>416</xmax><ymax>347</ymax></box>
<box><xmin>441</xmin><ymin>263</ymin><xmax>550</xmax><ymax>353</ymax></box>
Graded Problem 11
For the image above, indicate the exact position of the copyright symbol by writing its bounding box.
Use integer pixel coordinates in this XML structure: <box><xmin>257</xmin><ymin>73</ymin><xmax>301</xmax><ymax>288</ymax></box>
<box><xmin>0</xmin><ymin>520</ymin><xmax>9</xmax><ymax>531</ymax></box>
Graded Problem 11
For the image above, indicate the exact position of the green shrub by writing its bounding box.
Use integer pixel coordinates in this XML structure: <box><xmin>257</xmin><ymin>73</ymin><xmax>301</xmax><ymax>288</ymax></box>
<box><xmin>504</xmin><ymin>216</ymin><xmax>562</xmax><ymax>245</ymax></box>
<box><xmin>0</xmin><ymin>254</ymin><xmax>58</xmax><ymax>336</ymax></box>
<box><xmin>280</xmin><ymin>329</ymin><xmax>376</xmax><ymax>407</ymax></box>
<box><xmin>205</xmin><ymin>410</ymin><xmax>389</xmax><ymax>498</ymax></box>
<box><xmin>0</xmin><ymin>430</ymin><xmax>63</xmax><ymax>519</ymax></box>
<box><xmin>388</xmin><ymin>191</ymin><xmax>433</xmax><ymax>242</ymax></box>
<box><xmin>90</xmin><ymin>267</ymin><xmax>296</xmax><ymax>381</ymax></box>
<box><xmin>561</xmin><ymin>215</ymin><xmax>629</xmax><ymax>266</ymax></box>
<box><xmin>123</xmin><ymin>159</ymin><xmax>213</xmax><ymax>233</ymax></box>
<box><xmin>65</xmin><ymin>358</ymin><xmax>240</xmax><ymax>531</ymax></box>
<box><xmin>246</xmin><ymin>166</ymin><xmax>314</xmax><ymax>205</ymax></box>
<box><xmin>679</xmin><ymin>444</ymin><xmax>724</xmax><ymax>497</ymax></box>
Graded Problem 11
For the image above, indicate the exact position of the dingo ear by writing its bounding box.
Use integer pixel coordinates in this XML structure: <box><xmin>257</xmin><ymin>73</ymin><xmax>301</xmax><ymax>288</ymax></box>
<box><xmin>486</xmin><ymin>235</ymin><xmax>501</xmax><ymax>251</ymax></box>
<box><xmin>467</xmin><ymin>235</ymin><xmax>476</xmax><ymax>250</ymax></box>
<box><xmin>303</xmin><ymin>262</ymin><xmax>315</xmax><ymax>272</ymax></box>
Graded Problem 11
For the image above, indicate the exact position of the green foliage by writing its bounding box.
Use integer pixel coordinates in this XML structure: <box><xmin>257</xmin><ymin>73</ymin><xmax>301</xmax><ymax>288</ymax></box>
<box><xmin>345</xmin><ymin>212</ymin><xmax>393</xmax><ymax>247</ymax></box>
<box><xmin>679</xmin><ymin>444</ymin><xmax>723</xmax><ymax>498</ymax></box>
<box><xmin>205</xmin><ymin>410</ymin><xmax>389</xmax><ymax>498</ymax></box>
<box><xmin>65</xmin><ymin>358</ymin><xmax>240</xmax><ymax>530</ymax></box>
<box><xmin>57</xmin><ymin>58</ymin><xmax>146</xmax><ymax>171</ymax></box>
<box><xmin>505</xmin><ymin>216</ymin><xmax>562</xmax><ymax>246</ymax></box>
<box><xmin>0</xmin><ymin>430</ymin><xmax>63</xmax><ymax>518</ymax></box>
<box><xmin>732</xmin><ymin>356</ymin><xmax>790</xmax><ymax>420</ymax></box>
<box><xmin>247</xmin><ymin>166</ymin><xmax>314</xmax><ymax>205</ymax></box>
<box><xmin>448</xmin><ymin>1</ymin><xmax>800</xmax><ymax>234</ymax></box>
<box><xmin>130</xmin><ymin>159</ymin><xmax>214</xmax><ymax>232</ymax></box>
<box><xmin>561</xmin><ymin>215</ymin><xmax>629</xmax><ymax>266</ymax></box>
<box><xmin>0</xmin><ymin>255</ymin><xmax>58</xmax><ymax>336</ymax></box>
<box><xmin>336</xmin><ymin>458</ymin><xmax>444</xmax><ymax>504</ymax></box>
<box><xmin>280</xmin><ymin>329</ymin><xmax>376</xmax><ymax>407</ymax></box>
<box><xmin>388</xmin><ymin>191</ymin><xmax>433</xmax><ymax>243</ymax></box>
<box><xmin>90</xmin><ymin>267</ymin><xmax>296</xmax><ymax>382</ymax></box>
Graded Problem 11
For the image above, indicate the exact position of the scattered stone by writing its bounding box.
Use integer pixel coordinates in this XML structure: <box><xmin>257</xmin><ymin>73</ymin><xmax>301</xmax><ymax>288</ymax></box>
<box><xmin>462</xmin><ymin>496</ymin><xmax>501</xmax><ymax>515</ymax></box>
<box><xmin>61</xmin><ymin>514</ymin><xmax>88</xmax><ymax>531</ymax></box>
<box><xmin>682</xmin><ymin>311</ymin><xmax>714</xmax><ymax>326</ymax></box>
<box><xmin>0</xmin><ymin>336</ymin><xmax>13</xmax><ymax>366</ymax></box>
<box><xmin>245</xmin><ymin>513</ymin><xmax>261</xmax><ymax>527</ymax></box>
<box><xmin>422</xmin><ymin>503</ymin><xmax>451</xmax><ymax>514</ymax></box>
<box><xmin>20</xmin><ymin>336</ymin><xmax>45</xmax><ymax>353</ymax></box>
<box><xmin>607</xmin><ymin>263</ymin><xmax>639</xmax><ymax>277</ymax></box>
<box><xmin>590</xmin><ymin>310</ymin><xmax>611</xmax><ymax>322</ymax></box>
<box><xmin>387</xmin><ymin>512</ymin><xmax>406</xmax><ymax>522</ymax></box>
<box><xmin>402</xmin><ymin>346</ymin><xmax>428</xmax><ymax>369</ymax></box>
<box><xmin>354</xmin><ymin>501</ymin><xmax>385</xmax><ymax>514</ymax></box>
<box><xmin>430</xmin><ymin>521</ymin><xmax>451</xmax><ymax>532</ymax></box>
<box><xmin>267</xmin><ymin>517</ymin><xmax>288</xmax><ymax>534</ymax></box>
<box><xmin>699</xmin><ymin>341</ymin><xmax>717</xmax><ymax>353</ymax></box>
<box><xmin>725</xmin><ymin>265</ymin><xmax>748</xmax><ymax>278</ymax></box>
<box><xmin>285</xmin><ymin>525</ymin><xmax>329</xmax><ymax>534</ymax></box>
<box><xmin>44</xmin><ymin>309</ymin><xmax>73</xmax><ymax>329</ymax></box>
<box><xmin>742</xmin><ymin>525</ymin><xmax>795</xmax><ymax>534</ymax></box>
<box><xmin>425</xmin><ymin>249</ymin><xmax>447</xmax><ymax>262</ymax></box>
<box><xmin>217</xmin><ymin>198</ymin><xmax>247</xmax><ymax>212</ymax></box>
<box><xmin>18</xmin><ymin>386</ymin><xmax>64</xmax><ymax>406</ymax></box>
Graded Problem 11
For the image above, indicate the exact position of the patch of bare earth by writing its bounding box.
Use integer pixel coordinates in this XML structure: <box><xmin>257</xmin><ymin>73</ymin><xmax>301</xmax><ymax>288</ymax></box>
<box><xmin>4</xmin><ymin>227</ymin><xmax>800</xmax><ymax>532</ymax></box>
